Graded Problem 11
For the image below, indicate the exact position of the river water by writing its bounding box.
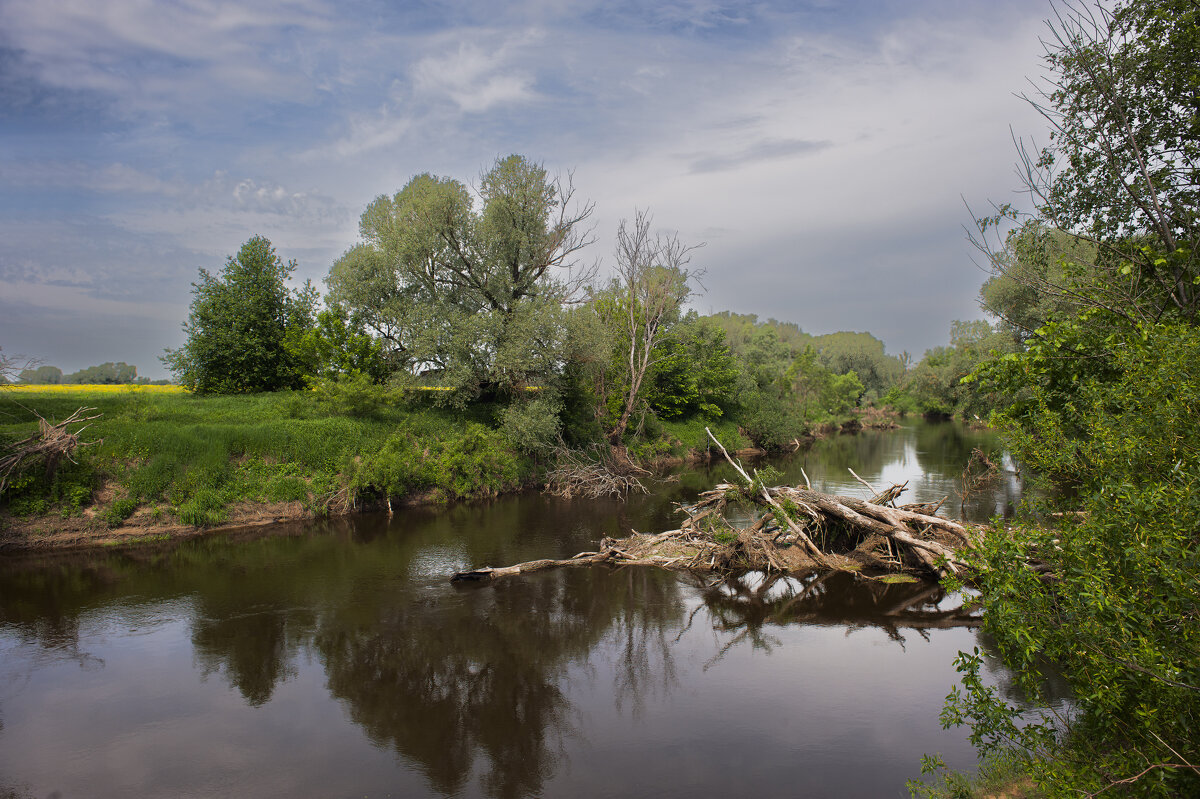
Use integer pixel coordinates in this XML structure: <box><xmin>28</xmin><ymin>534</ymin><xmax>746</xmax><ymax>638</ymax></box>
<box><xmin>0</xmin><ymin>421</ymin><xmax>1032</xmax><ymax>798</ymax></box>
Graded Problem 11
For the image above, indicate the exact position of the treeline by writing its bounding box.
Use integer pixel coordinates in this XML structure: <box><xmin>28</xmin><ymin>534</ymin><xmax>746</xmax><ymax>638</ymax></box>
<box><xmin>163</xmin><ymin>158</ymin><xmax>908</xmax><ymax>454</ymax></box>
<box><xmin>15</xmin><ymin>362</ymin><xmax>170</xmax><ymax>385</ymax></box>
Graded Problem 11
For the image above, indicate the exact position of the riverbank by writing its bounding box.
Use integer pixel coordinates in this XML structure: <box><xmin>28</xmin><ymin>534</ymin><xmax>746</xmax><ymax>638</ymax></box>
<box><xmin>3</xmin><ymin>387</ymin><xmax>854</xmax><ymax>553</ymax></box>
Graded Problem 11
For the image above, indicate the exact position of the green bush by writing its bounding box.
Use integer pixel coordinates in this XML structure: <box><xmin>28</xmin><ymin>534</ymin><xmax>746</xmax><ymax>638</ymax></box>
<box><xmin>499</xmin><ymin>396</ymin><xmax>562</xmax><ymax>456</ymax></box>
<box><xmin>175</xmin><ymin>487</ymin><xmax>228</xmax><ymax>526</ymax></box>
<box><xmin>429</xmin><ymin>425</ymin><xmax>520</xmax><ymax>500</ymax></box>
<box><xmin>945</xmin><ymin>320</ymin><xmax>1200</xmax><ymax>796</ymax></box>
<box><xmin>102</xmin><ymin>496</ymin><xmax>139</xmax><ymax>527</ymax></box>
<box><xmin>312</xmin><ymin>371</ymin><xmax>397</xmax><ymax>417</ymax></box>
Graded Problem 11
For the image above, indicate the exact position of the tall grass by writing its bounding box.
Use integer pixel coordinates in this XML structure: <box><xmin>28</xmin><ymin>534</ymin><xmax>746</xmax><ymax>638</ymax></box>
<box><xmin>0</xmin><ymin>389</ymin><xmax>526</xmax><ymax>527</ymax></box>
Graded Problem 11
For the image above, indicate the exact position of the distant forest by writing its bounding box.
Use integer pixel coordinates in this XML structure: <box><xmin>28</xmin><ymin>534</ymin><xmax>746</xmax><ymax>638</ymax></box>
<box><xmin>12</xmin><ymin>362</ymin><xmax>171</xmax><ymax>386</ymax></box>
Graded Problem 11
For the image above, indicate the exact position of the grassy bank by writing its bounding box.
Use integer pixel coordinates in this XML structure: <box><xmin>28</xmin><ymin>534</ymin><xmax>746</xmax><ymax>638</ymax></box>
<box><xmin>0</xmin><ymin>387</ymin><xmax>759</xmax><ymax>545</ymax></box>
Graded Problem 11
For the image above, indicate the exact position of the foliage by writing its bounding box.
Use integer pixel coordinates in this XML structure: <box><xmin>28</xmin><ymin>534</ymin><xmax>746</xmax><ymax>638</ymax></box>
<box><xmin>645</xmin><ymin>315</ymin><xmax>739</xmax><ymax>420</ymax></box>
<box><xmin>311</xmin><ymin>371</ymin><xmax>397</xmax><ymax>418</ymax></box>
<box><xmin>939</xmin><ymin>9</ymin><xmax>1200</xmax><ymax>790</ymax></box>
<box><xmin>498</xmin><ymin>395</ymin><xmax>563</xmax><ymax>457</ymax></box>
<box><xmin>328</xmin><ymin>154</ymin><xmax>591</xmax><ymax>399</ymax></box>
<box><xmin>979</xmin><ymin>220</ymin><xmax>1095</xmax><ymax>343</ymax></box>
<box><xmin>163</xmin><ymin>235</ymin><xmax>317</xmax><ymax>393</ymax></box>
<box><xmin>0</xmin><ymin>388</ymin><xmax>533</xmax><ymax>527</ymax></box>
<box><xmin>813</xmin><ymin>330</ymin><xmax>904</xmax><ymax>397</ymax></box>
<box><xmin>945</xmin><ymin>319</ymin><xmax>1200</xmax><ymax>796</ymax></box>
<box><xmin>345</xmin><ymin>422</ymin><xmax>521</xmax><ymax>503</ymax></box>
<box><xmin>18</xmin><ymin>365</ymin><xmax>65</xmax><ymax>384</ymax></box>
<box><xmin>291</xmin><ymin>307</ymin><xmax>390</xmax><ymax>383</ymax></box>
<box><xmin>976</xmin><ymin>0</ymin><xmax>1200</xmax><ymax>329</ymax></box>
<box><xmin>896</xmin><ymin>321</ymin><xmax>1016</xmax><ymax>419</ymax></box>
<box><xmin>787</xmin><ymin>346</ymin><xmax>864</xmax><ymax>420</ymax></box>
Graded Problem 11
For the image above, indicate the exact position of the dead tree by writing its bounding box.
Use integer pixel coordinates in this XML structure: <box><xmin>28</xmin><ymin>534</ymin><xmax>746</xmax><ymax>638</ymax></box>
<box><xmin>0</xmin><ymin>407</ymin><xmax>102</xmax><ymax>495</ymax></box>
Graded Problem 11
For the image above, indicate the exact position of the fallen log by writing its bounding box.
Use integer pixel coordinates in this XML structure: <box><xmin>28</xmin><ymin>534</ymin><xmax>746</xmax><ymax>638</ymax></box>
<box><xmin>450</xmin><ymin>428</ymin><xmax>976</xmax><ymax>584</ymax></box>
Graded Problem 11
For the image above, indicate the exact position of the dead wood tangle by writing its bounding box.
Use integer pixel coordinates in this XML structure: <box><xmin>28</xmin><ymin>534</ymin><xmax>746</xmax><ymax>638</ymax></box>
<box><xmin>452</xmin><ymin>429</ymin><xmax>976</xmax><ymax>588</ymax></box>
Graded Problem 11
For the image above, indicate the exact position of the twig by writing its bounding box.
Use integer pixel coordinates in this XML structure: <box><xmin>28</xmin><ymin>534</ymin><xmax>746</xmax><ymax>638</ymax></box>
<box><xmin>848</xmin><ymin>467</ymin><xmax>879</xmax><ymax>495</ymax></box>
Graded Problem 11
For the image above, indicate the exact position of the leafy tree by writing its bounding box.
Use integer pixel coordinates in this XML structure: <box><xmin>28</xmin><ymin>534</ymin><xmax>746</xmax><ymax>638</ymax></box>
<box><xmin>977</xmin><ymin>0</ymin><xmax>1200</xmax><ymax>328</ymax></box>
<box><xmin>18</xmin><ymin>365</ymin><xmax>63</xmax><ymax>384</ymax></box>
<box><xmin>812</xmin><ymin>331</ymin><xmax>903</xmax><ymax>397</ymax></box>
<box><xmin>291</xmin><ymin>306</ymin><xmax>389</xmax><ymax>384</ymax></box>
<box><xmin>945</xmin><ymin>321</ymin><xmax>1200</xmax><ymax>796</ymax></box>
<box><xmin>979</xmin><ymin>220</ymin><xmax>1095</xmax><ymax>343</ymax></box>
<box><xmin>787</xmin><ymin>346</ymin><xmax>863</xmax><ymax>419</ymax></box>
<box><xmin>163</xmin><ymin>235</ymin><xmax>317</xmax><ymax>393</ymax></box>
<box><xmin>901</xmin><ymin>321</ymin><xmax>1015</xmax><ymax>418</ymax></box>
<box><xmin>64</xmin><ymin>362</ymin><xmax>138</xmax><ymax>384</ymax></box>
<box><xmin>644</xmin><ymin>314</ymin><xmax>739</xmax><ymax>420</ymax></box>
<box><xmin>939</xmin><ymin>3</ymin><xmax>1200</xmax><ymax>794</ymax></box>
<box><xmin>328</xmin><ymin>155</ymin><xmax>592</xmax><ymax>398</ymax></box>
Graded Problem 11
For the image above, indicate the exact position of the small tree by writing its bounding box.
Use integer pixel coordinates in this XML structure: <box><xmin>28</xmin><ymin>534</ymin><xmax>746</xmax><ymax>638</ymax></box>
<box><xmin>164</xmin><ymin>236</ymin><xmax>316</xmax><ymax>393</ymax></box>
<box><xmin>595</xmin><ymin>211</ymin><xmax>698</xmax><ymax>444</ymax></box>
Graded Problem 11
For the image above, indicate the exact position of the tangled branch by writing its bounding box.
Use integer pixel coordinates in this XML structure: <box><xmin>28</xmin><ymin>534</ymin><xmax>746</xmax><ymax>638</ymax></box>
<box><xmin>0</xmin><ymin>407</ymin><xmax>102</xmax><ymax>495</ymax></box>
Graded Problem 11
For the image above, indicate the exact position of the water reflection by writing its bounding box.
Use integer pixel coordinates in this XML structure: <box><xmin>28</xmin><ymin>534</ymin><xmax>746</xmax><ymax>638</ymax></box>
<box><xmin>0</xmin><ymin>421</ymin><xmax>1029</xmax><ymax>798</ymax></box>
<box><xmin>313</xmin><ymin>567</ymin><xmax>685</xmax><ymax>799</ymax></box>
<box><xmin>694</xmin><ymin>571</ymin><xmax>981</xmax><ymax>661</ymax></box>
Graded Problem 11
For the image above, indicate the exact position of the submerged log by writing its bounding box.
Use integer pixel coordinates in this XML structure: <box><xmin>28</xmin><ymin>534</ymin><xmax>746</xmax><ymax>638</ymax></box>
<box><xmin>450</xmin><ymin>428</ymin><xmax>975</xmax><ymax>584</ymax></box>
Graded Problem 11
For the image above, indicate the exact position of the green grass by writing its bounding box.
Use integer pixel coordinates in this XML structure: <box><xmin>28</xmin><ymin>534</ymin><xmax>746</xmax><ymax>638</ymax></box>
<box><xmin>1</xmin><ymin>388</ymin><xmax>791</xmax><ymax>530</ymax></box>
<box><xmin>0</xmin><ymin>389</ymin><xmax>526</xmax><ymax>527</ymax></box>
<box><xmin>656</xmin><ymin>415</ymin><xmax>750</xmax><ymax>458</ymax></box>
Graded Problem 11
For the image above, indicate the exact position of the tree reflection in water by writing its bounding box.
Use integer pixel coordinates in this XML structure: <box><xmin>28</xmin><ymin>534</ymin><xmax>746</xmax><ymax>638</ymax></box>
<box><xmin>314</xmin><ymin>565</ymin><xmax>686</xmax><ymax>799</ymax></box>
<box><xmin>692</xmin><ymin>570</ymin><xmax>982</xmax><ymax>666</ymax></box>
<box><xmin>191</xmin><ymin>601</ymin><xmax>312</xmax><ymax>707</ymax></box>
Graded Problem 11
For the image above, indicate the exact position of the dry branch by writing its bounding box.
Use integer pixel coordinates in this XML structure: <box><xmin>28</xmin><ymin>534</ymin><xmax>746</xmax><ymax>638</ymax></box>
<box><xmin>544</xmin><ymin>445</ymin><xmax>649</xmax><ymax>499</ymax></box>
<box><xmin>0</xmin><ymin>407</ymin><xmax>102</xmax><ymax>495</ymax></box>
<box><xmin>450</xmin><ymin>428</ymin><xmax>977</xmax><ymax>584</ymax></box>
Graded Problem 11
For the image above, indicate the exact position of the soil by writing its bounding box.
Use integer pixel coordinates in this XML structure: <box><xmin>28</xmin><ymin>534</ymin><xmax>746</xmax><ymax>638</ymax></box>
<box><xmin>0</xmin><ymin>499</ymin><xmax>316</xmax><ymax>553</ymax></box>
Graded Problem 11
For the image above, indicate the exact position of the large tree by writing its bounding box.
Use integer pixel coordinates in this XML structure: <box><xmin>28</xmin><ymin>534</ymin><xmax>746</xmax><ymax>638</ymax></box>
<box><xmin>977</xmin><ymin>0</ymin><xmax>1200</xmax><ymax>326</ymax></box>
<box><xmin>164</xmin><ymin>235</ymin><xmax>316</xmax><ymax>393</ymax></box>
<box><xmin>327</xmin><ymin>155</ymin><xmax>593</xmax><ymax>398</ymax></box>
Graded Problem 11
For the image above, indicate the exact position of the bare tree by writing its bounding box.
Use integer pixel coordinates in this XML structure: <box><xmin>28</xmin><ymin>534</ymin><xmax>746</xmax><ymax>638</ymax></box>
<box><xmin>0</xmin><ymin>346</ymin><xmax>30</xmax><ymax>386</ymax></box>
<box><xmin>605</xmin><ymin>210</ymin><xmax>700</xmax><ymax>445</ymax></box>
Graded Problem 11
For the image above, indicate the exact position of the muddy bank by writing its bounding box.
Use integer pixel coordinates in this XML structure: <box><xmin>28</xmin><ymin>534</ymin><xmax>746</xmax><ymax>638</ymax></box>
<box><xmin>0</xmin><ymin>499</ymin><xmax>319</xmax><ymax>552</ymax></box>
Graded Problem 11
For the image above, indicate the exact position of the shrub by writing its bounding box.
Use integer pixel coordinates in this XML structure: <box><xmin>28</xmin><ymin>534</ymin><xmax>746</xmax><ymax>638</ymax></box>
<box><xmin>499</xmin><ymin>396</ymin><xmax>562</xmax><ymax>456</ymax></box>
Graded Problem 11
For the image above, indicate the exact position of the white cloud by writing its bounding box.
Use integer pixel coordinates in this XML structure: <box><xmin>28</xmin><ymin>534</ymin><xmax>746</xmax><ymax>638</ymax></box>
<box><xmin>412</xmin><ymin>37</ymin><xmax>540</xmax><ymax>113</ymax></box>
<box><xmin>0</xmin><ymin>0</ymin><xmax>1059</xmax><ymax>368</ymax></box>
<box><xmin>0</xmin><ymin>0</ymin><xmax>334</xmax><ymax>114</ymax></box>
<box><xmin>106</xmin><ymin>171</ymin><xmax>352</xmax><ymax>259</ymax></box>
<box><xmin>0</xmin><ymin>161</ymin><xmax>178</xmax><ymax>194</ymax></box>
<box><xmin>305</xmin><ymin>106</ymin><xmax>413</xmax><ymax>160</ymax></box>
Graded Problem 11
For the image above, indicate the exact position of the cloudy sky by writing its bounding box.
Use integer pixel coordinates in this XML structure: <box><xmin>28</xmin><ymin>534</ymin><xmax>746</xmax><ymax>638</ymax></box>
<box><xmin>0</xmin><ymin>0</ymin><xmax>1054</xmax><ymax>379</ymax></box>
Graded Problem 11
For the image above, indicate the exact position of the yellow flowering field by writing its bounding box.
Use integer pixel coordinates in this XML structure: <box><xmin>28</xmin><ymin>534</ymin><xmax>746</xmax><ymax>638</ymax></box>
<box><xmin>4</xmin><ymin>384</ymin><xmax>187</xmax><ymax>394</ymax></box>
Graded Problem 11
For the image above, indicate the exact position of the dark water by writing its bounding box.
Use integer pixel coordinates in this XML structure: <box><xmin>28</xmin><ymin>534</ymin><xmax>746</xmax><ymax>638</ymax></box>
<box><xmin>0</xmin><ymin>422</ymin><xmax>1033</xmax><ymax>798</ymax></box>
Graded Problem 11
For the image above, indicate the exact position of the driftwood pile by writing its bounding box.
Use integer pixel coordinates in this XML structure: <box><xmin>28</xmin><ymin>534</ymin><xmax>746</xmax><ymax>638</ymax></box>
<box><xmin>0</xmin><ymin>407</ymin><xmax>102</xmax><ymax>495</ymax></box>
<box><xmin>543</xmin><ymin>445</ymin><xmax>651</xmax><ymax>499</ymax></box>
<box><xmin>452</xmin><ymin>428</ymin><xmax>974</xmax><ymax>584</ymax></box>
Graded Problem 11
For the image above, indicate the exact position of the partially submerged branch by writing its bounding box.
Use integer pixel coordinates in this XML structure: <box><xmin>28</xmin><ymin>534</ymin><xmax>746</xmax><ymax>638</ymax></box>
<box><xmin>451</xmin><ymin>428</ymin><xmax>973</xmax><ymax>584</ymax></box>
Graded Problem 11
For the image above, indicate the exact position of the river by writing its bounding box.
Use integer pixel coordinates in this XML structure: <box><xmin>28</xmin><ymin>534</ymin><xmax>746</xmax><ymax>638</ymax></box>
<box><xmin>0</xmin><ymin>421</ymin><xmax>1040</xmax><ymax>798</ymax></box>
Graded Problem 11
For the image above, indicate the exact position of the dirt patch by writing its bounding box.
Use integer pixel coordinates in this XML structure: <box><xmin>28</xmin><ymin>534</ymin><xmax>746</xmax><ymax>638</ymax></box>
<box><xmin>0</xmin><ymin>499</ymin><xmax>316</xmax><ymax>553</ymax></box>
